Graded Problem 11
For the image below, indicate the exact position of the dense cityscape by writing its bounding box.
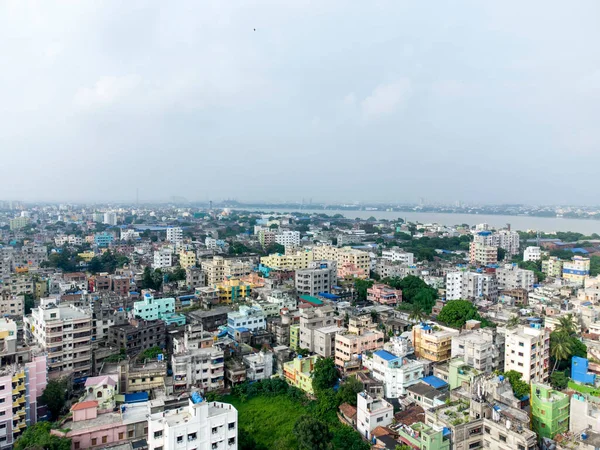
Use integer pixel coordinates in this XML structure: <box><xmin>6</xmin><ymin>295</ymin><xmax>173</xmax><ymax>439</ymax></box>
<box><xmin>2</xmin><ymin>201</ymin><xmax>600</xmax><ymax>450</ymax></box>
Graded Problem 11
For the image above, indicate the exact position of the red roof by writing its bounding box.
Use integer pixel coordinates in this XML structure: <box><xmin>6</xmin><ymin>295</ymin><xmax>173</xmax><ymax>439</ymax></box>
<box><xmin>71</xmin><ymin>400</ymin><xmax>98</xmax><ymax>411</ymax></box>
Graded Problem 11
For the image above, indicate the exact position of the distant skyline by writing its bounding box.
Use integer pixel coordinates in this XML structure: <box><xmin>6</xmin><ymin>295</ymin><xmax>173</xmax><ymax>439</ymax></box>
<box><xmin>2</xmin><ymin>1</ymin><xmax>600</xmax><ymax>204</ymax></box>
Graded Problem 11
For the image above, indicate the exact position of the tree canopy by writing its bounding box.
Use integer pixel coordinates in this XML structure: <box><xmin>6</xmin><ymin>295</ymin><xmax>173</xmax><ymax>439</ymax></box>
<box><xmin>383</xmin><ymin>275</ymin><xmax>438</xmax><ymax>313</ymax></box>
<box><xmin>14</xmin><ymin>422</ymin><xmax>71</xmax><ymax>450</ymax></box>
<box><xmin>40</xmin><ymin>378</ymin><xmax>68</xmax><ymax>421</ymax></box>
<box><xmin>293</xmin><ymin>415</ymin><xmax>333</xmax><ymax>450</ymax></box>
<box><xmin>437</xmin><ymin>300</ymin><xmax>494</xmax><ymax>329</ymax></box>
<box><xmin>353</xmin><ymin>279</ymin><xmax>374</xmax><ymax>301</ymax></box>
<box><xmin>504</xmin><ymin>370</ymin><xmax>530</xmax><ymax>399</ymax></box>
<box><xmin>312</xmin><ymin>357</ymin><xmax>340</xmax><ymax>394</ymax></box>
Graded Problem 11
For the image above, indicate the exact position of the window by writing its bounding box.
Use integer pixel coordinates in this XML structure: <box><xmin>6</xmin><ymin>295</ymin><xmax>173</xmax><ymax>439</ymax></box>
<box><xmin>229</xmin><ymin>422</ymin><xmax>236</xmax><ymax>430</ymax></box>
<box><xmin>119</xmin><ymin>432</ymin><xmax>124</xmax><ymax>440</ymax></box>
<box><xmin>102</xmin><ymin>436</ymin><xmax>107</xmax><ymax>444</ymax></box>
<box><xmin>74</xmin><ymin>443</ymin><xmax>80</xmax><ymax>449</ymax></box>
<box><xmin>154</xmin><ymin>431</ymin><xmax>163</xmax><ymax>438</ymax></box>
<box><xmin>518</xmin><ymin>446</ymin><xmax>525</xmax><ymax>450</ymax></box>
<box><xmin>228</xmin><ymin>438</ymin><xmax>236</xmax><ymax>446</ymax></box>
<box><xmin>499</xmin><ymin>434</ymin><xmax>507</xmax><ymax>442</ymax></box>
<box><xmin>469</xmin><ymin>443</ymin><xmax>481</xmax><ymax>449</ymax></box>
<box><xmin>212</xmin><ymin>427</ymin><xmax>218</xmax><ymax>434</ymax></box>
<box><xmin>128</xmin><ymin>430</ymin><xmax>134</xmax><ymax>438</ymax></box>
<box><xmin>91</xmin><ymin>438</ymin><xmax>97</xmax><ymax>445</ymax></box>
<box><xmin>188</xmin><ymin>432</ymin><xmax>197</xmax><ymax>441</ymax></box>
<box><xmin>177</xmin><ymin>436</ymin><xmax>183</xmax><ymax>444</ymax></box>
<box><xmin>97</xmin><ymin>391</ymin><xmax>103</xmax><ymax>398</ymax></box>
<box><xmin>376</xmin><ymin>417</ymin><xmax>384</xmax><ymax>422</ymax></box>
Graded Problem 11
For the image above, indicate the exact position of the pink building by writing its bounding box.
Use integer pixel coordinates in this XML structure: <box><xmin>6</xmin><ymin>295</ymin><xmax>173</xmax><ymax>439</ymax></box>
<box><xmin>0</xmin><ymin>355</ymin><xmax>47</xmax><ymax>448</ymax></box>
<box><xmin>52</xmin><ymin>400</ymin><xmax>148</xmax><ymax>450</ymax></box>
<box><xmin>334</xmin><ymin>329</ymin><xmax>385</xmax><ymax>371</ymax></box>
<box><xmin>338</xmin><ymin>262</ymin><xmax>367</xmax><ymax>279</ymax></box>
<box><xmin>367</xmin><ymin>284</ymin><xmax>402</xmax><ymax>306</ymax></box>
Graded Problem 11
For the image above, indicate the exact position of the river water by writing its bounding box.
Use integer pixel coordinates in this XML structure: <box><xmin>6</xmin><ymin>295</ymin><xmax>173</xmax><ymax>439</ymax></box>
<box><xmin>235</xmin><ymin>208</ymin><xmax>600</xmax><ymax>235</ymax></box>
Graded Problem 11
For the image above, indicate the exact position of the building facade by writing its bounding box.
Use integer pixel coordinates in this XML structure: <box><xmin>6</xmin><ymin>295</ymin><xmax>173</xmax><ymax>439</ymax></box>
<box><xmin>503</xmin><ymin>325</ymin><xmax>550</xmax><ymax>383</ymax></box>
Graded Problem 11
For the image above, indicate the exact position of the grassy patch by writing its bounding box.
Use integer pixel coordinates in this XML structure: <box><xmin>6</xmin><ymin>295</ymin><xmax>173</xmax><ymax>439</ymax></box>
<box><xmin>568</xmin><ymin>381</ymin><xmax>600</xmax><ymax>396</ymax></box>
<box><xmin>222</xmin><ymin>394</ymin><xmax>309</xmax><ymax>449</ymax></box>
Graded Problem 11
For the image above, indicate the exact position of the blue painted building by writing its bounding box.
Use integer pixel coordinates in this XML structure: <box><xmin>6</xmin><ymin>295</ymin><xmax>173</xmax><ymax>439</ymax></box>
<box><xmin>572</xmin><ymin>356</ymin><xmax>596</xmax><ymax>385</ymax></box>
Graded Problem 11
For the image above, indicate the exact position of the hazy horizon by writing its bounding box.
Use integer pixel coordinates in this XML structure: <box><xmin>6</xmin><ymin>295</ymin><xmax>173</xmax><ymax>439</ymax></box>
<box><xmin>2</xmin><ymin>1</ymin><xmax>599</xmax><ymax>204</ymax></box>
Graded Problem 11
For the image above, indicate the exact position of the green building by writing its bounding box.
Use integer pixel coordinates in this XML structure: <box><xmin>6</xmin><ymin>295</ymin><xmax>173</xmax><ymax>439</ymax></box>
<box><xmin>531</xmin><ymin>383</ymin><xmax>570</xmax><ymax>439</ymax></box>
<box><xmin>448</xmin><ymin>358</ymin><xmax>480</xmax><ymax>390</ymax></box>
<box><xmin>396</xmin><ymin>422</ymin><xmax>450</xmax><ymax>450</ymax></box>
<box><xmin>290</xmin><ymin>325</ymin><xmax>300</xmax><ymax>350</ymax></box>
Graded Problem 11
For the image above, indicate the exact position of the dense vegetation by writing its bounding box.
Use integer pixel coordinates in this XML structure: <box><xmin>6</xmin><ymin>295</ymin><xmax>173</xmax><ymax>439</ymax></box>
<box><xmin>14</xmin><ymin>422</ymin><xmax>71</xmax><ymax>450</ymax></box>
<box><xmin>383</xmin><ymin>275</ymin><xmax>438</xmax><ymax>313</ymax></box>
<box><xmin>436</xmin><ymin>300</ymin><xmax>495</xmax><ymax>328</ymax></box>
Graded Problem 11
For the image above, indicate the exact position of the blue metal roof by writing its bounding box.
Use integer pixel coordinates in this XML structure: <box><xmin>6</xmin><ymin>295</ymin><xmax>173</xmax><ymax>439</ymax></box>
<box><xmin>421</xmin><ymin>375</ymin><xmax>448</xmax><ymax>390</ymax></box>
<box><xmin>318</xmin><ymin>292</ymin><xmax>340</xmax><ymax>300</ymax></box>
<box><xmin>124</xmin><ymin>392</ymin><xmax>148</xmax><ymax>403</ymax></box>
<box><xmin>374</xmin><ymin>350</ymin><xmax>397</xmax><ymax>362</ymax></box>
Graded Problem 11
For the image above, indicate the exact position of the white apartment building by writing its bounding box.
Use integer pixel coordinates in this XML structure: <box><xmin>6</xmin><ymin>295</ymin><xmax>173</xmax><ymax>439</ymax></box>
<box><xmin>524</xmin><ymin>246</ymin><xmax>541</xmax><ymax>262</ymax></box>
<box><xmin>153</xmin><ymin>250</ymin><xmax>173</xmax><ymax>269</ymax></box>
<box><xmin>357</xmin><ymin>392</ymin><xmax>394</xmax><ymax>441</ymax></box>
<box><xmin>362</xmin><ymin>349</ymin><xmax>425</xmax><ymax>398</ymax></box>
<box><xmin>469</xmin><ymin>242</ymin><xmax>498</xmax><ymax>266</ymax></box>
<box><xmin>381</xmin><ymin>249</ymin><xmax>414</xmax><ymax>265</ymax></box>
<box><xmin>275</xmin><ymin>231</ymin><xmax>300</xmax><ymax>248</ymax></box>
<box><xmin>24</xmin><ymin>302</ymin><xmax>92</xmax><ymax>380</ymax></box>
<box><xmin>121</xmin><ymin>229</ymin><xmax>141</xmax><ymax>241</ymax></box>
<box><xmin>172</xmin><ymin>347</ymin><xmax>225</xmax><ymax>392</ymax></box>
<box><xmin>503</xmin><ymin>325</ymin><xmax>549</xmax><ymax>383</ymax></box>
<box><xmin>227</xmin><ymin>306</ymin><xmax>266</xmax><ymax>333</ymax></box>
<box><xmin>243</xmin><ymin>351</ymin><xmax>273</xmax><ymax>381</ymax></box>
<box><xmin>495</xmin><ymin>264</ymin><xmax>535</xmax><ymax>291</ymax></box>
<box><xmin>496</xmin><ymin>229</ymin><xmax>520</xmax><ymax>256</ymax></box>
<box><xmin>445</xmin><ymin>271</ymin><xmax>498</xmax><ymax>301</ymax></box>
<box><xmin>103</xmin><ymin>211</ymin><xmax>117</xmax><ymax>226</ymax></box>
<box><xmin>295</xmin><ymin>260</ymin><xmax>337</xmax><ymax>296</ymax></box>
<box><xmin>148</xmin><ymin>397</ymin><xmax>237</xmax><ymax>450</ymax></box>
<box><xmin>166</xmin><ymin>227</ymin><xmax>183</xmax><ymax>245</ymax></box>
<box><xmin>451</xmin><ymin>329</ymin><xmax>503</xmax><ymax>372</ymax></box>
<box><xmin>0</xmin><ymin>293</ymin><xmax>23</xmax><ymax>317</ymax></box>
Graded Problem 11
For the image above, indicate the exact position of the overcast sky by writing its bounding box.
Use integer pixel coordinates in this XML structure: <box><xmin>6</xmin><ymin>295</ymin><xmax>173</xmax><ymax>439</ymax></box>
<box><xmin>1</xmin><ymin>1</ymin><xmax>599</xmax><ymax>205</ymax></box>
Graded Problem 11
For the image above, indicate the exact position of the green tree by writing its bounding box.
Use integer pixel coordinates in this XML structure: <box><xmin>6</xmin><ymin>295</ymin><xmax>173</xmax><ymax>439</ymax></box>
<box><xmin>554</xmin><ymin>314</ymin><xmax>577</xmax><ymax>336</ymax></box>
<box><xmin>504</xmin><ymin>370</ymin><xmax>530</xmax><ymax>399</ymax></box>
<box><xmin>169</xmin><ymin>266</ymin><xmax>186</xmax><ymax>282</ymax></box>
<box><xmin>408</xmin><ymin>304</ymin><xmax>427</xmax><ymax>323</ymax></box>
<box><xmin>24</xmin><ymin>293</ymin><xmax>35</xmax><ymax>315</ymax></box>
<box><xmin>312</xmin><ymin>357</ymin><xmax>340</xmax><ymax>393</ymax></box>
<box><xmin>384</xmin><ymin>275</ymin><xmax>438</xmax><ymax>313</ymax></box>
<box><xmin>14</xmin><ymin>422</ymin><xmax>71</xmax><ymax>450</ymax></box>
<box><xmin>437</xmin><ymin>300</ymin><xmax>492</xmax><ymax>329</ymax></box>
<box><xmin>497</xmin><ymin>248</ymin><xmax>506</xmax><ymax>262</ymax></box>
<box><xmin>336</xmin><ymin>376</ymin><xmax>363</xmax><ymax>407</ymax></box>
<box><xmin>550</xmin><ymin>370</ymin><xmax>569</xmax><ymax>390</ymax></box>
<box><xmin>41</xmin><ymin>377</ymin><xmax>69</xmax><ymax>420</ymax></box>
<box><xmin>293</xmin><ymin>415</ymin><xmax>333</xmax><ymax>450</ymax></box>
<box><xmin>550</xmin><ymin>331</ymin><xmax>573</xmax><ymax>373</ymax></box>
<box><xmin>354</xmin><ymin>279</ymin><xmax>374</xmax><ymax>301</ymax></box>
<box><xmin>331</xmin><ymin>426</ymin><xmax>370</xmax><ymax>450</ymax></box>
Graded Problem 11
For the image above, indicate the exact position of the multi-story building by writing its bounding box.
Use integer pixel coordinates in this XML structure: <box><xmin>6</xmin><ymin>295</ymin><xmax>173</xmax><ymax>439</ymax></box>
<box><xmin>451</xmin><ymin>328</ymin><xmax>503</xmax><ymax>373</ymax></box>
<box><xmin>166</xmin><ymin>227</ymin><xmax>183</xmax><ymax>245</ymax></box>
<box><xmin>260</xmin><ymin>249</ymin><xmax>314</xmax><ymax>270</ymax></box>
<box><xmin>94</xmin><ymin>231</ymin><xmax>115</xmax><ymax>247</ymax></box>
<box><xmin>153</xmin><ymin>249</ymin><xmax>172</xmax><ymax>269</ymax></box>
<box><xmin>503</xmin><ymin>325</ymin><xmax>550</xmax><ymax>383</ymax></box>
<box><xmin>312</xmin><ymin>245</ymin><xmax>370</xmax><ymax>278</ymax></box>
<box><xmin>334</xmin><ymin>328</ymin><xmax>384</xmax><ymax>370</ymax></box>
<box><xmin>298</xmin><ymin>304</ymin><xmax>336</xmax><ymax>351</ymax></box>
<box><xmin>108</xmin><ymin>319</ymin><xmax>167</xmax><ymax>357</ymax></box>
<box><xmin>215</xmin><ymin>278</ymin><xmax>252</xmax><ymax>303</ymax></box>
<box><xmin>227</xmin><ymin>306</ymin><xmax>266</xmax><ymax>335</ymax></box>
<box><xmin>531</xmin><ymin>383</ymin><xmax>569</xmax><ymax>439</ymax></box>
<box><xmin>445</xmin><ymin>271</ymin><xmax>498</xmax><ymax>301</ymax></box>
<box><xmin>243</xmin><ymin>351</ymin><xmax>273</xmax><ymax>381</ymax></box>
<box><xmin>381</xmin><ymin>249</ymin><xmax>414</xmax><ymax>265</ymax></box>
<box><xmin>201</xmin><ymin>257</ymin><xmax>253</xmax><ymax>285</ymax></box>
<box><xmin>0</xmin><ymin>355</ymin><xmax>47</xmax><ymax>449</ymax></box>
<box><xmin>148</xmin><ymin>397</ymin><xmax>238</xmax><ymax>450</ymax></box>
<box><xmin>257</xmin><ymin>229</ymin><xmax>276</xmax><ymax>247</ymax></box>
<box><xmin>295</xmin><ymin>260</ymin><xmax>337</xmax><ymax>296</ymax></box>
<box><xmin>395</xmin><ymin>422</ymin><xmax>450</xmax><ymax>450</ymax></box>
<box><xmin>469</xmin><ymin>231</ymin><xmax>498</xmax><ymax>266</ymax></box>
<box><xmin>186</xmin><ymin>267</ymin><xmax>206</xmax><ymax>289</ymax></box>
<box><xmin>563</xmin><ymin>255</ymin><xmax>590</xmax><ymax>285</ymax></box>
<box><xmin>179</xmin><ymin>250</ymin><xmax>196</xmax><ymax>269</ymax></box>
<box><xmin>25</xmin><ymin>302</ymin><xmax>92</xmax><ymax>381</ymax></box>
<box><xmin>111</xmin><ymin>275</ymin><xmax>131</xmax><ymax>295</ymax></box>
<box><xmin>570</xmin><ymin>392</ymin><xmax>600</xmax><ymax>434</ymax></box>
<box><xmin>412</xmin><ymin>323</ymin><xmax>459</xmax><ymax>362</ymax></box>
<box><xmin>0</xmin><ymin>293</ymin><xmax>23</xmax><ymax>317</ymax></box>
<box><xmin>496</xmin><ymin>229</ymin><xmax>520</xmax><ymax>256</ymax></box>
<box><xmin>133</xmin><ymin>293</ymin><xmax>184</xmax><ymax>325</ymax></box>
<box><xmin>123</xmin><ymin>360</ymin><xmax>167</xmax><ymax>393</ymax></box>
<box><xmin>9</xmin><ymin>217</ymin><xmax>28</xmax><ymax>231</ymax></box>
<box><xmin>313</xmin><ymin>325</ymin><xmax>346</xmax><ymax>358</ymax></box>
<box><xmin>172</xmin><ymin>347</ymin><xmax>225</xmax><ymax>393</ymax></box>
<box><xmin>524</xmin><ymin>246</ymin><xmax>541</xmax><ymax>262</ymax></box>
<box><xmin>103</xmin><ymin>211</ymin><xmax>117</xmax><ymax>226</ymax></box>
<box><xmin>495</xmin><ymin>264</ymin><xmax>535</xmax><ymax>291</ymax></box>
<box><xmin>283</xmin><ymin>355</ymin><xmax>319</xmax><ymax>394</ymax></box>
<box><xmin>542</xmin><ymin>256</ymin><xmax>563</xmax><ymax>278</ymax></box>
<box><xmin>362</xmin><ymin>349</ymin><xmax>425</xmax><ymax>398</ymax></box>
<box><xmin>356</xmin><ymin>392</ymin><xmax>394</xmax><ymax>441</ymax></box>
<box><xmin>275</xmin><ymin>230</ymin><xmax>300</xmax><ymax>248</ymax></box>
<box><xmin>367</xmin><ymin>283</ymin><xmax>402</xmax><ymax>306</ymax></box>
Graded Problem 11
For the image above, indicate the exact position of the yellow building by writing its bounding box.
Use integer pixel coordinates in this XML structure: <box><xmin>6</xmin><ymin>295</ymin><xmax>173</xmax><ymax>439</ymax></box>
<box><xmin>562</xmin><ymin>255</ymin><xmax>590</xmax><ymax>285</ymax></box>
<box><xmin>260</xmin><ymin>249</ymin><xmax>314</xmax><ymax>270</ymax></box>
<box><xmin>214</xmin><ymin>278</ymin><xmax>253</xmax><ymax>303</ymax></box>
<box><xmin>412</xmin><ymin>323</ymin><xmax>459</xmax><ymax>362</ymax></box>
<box><xmin>77</xmin><ymin>251</ymin><xmax>95</xmax><ymax>262</ymax></box>
<box><xmin>34</xmin><ymin>278</ymin><xmax>48</xmax><ymax>299</ymax></box>
<box><xmin>9</xmin><ymin>217</ymin><xmax>29</xmax><ymax>231</ymax></box>
<box><xmin>283</xmin><ymin>355</ymin><xmax>319</xmax><ymax>394</ymax></box>
<box><xmin>179</xmin><ymin>250</ymin><xmax>197</xmax><ymax>269</ymax></box>
<box><xmin>312</xmin><ymin>245</ymin><xmax>370</xmax><ymax>277</ymax></box>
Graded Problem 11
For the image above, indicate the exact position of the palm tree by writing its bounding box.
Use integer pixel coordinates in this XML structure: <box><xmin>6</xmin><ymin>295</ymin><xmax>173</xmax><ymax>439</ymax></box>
<box><xmin>550</xmin><ymin>331</ymin><xmax>573</xmax><ymax>373</ymax></box>
<box><xmin>507</xmin><ymin>316</ymin><xmax>520</xmax><ymax>328</ymax></box>
<box><xmin>555</xmin><ymin>314</ymin><xmax>576</xmax><ymax>336</ymax></box>
<box><xmin>409</xmin><ymin>304</ymin><xmax>426</xmax><ymax>323</ymax></box>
